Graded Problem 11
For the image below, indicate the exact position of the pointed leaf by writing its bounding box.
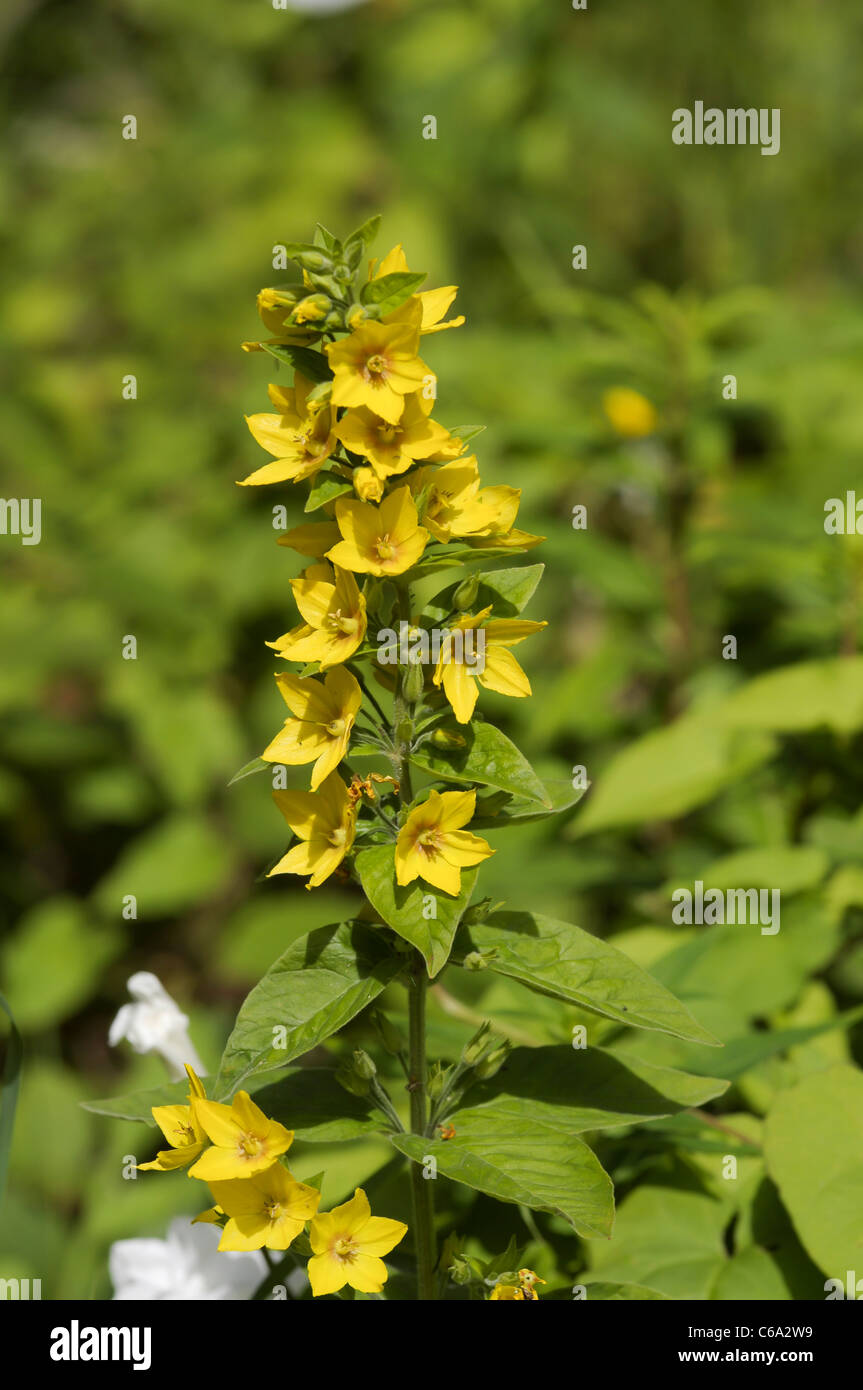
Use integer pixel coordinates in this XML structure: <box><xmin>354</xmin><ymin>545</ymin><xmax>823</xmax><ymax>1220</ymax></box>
<box><xmin>410</xmin><ymin>721</ymin><xmax>550</xmax><ymax>806</ymax></box>
<box><xmin>392</xmin><ymin>1112</ymin><xmax>614</xmax><ymax>1238</ymax></box>
<box><xmin>355</xmin><ymin>844</ymin><xmax>476</xmax><ymax>976</ymax></box>
<box><xmin>456</xmin><ymin>911</ymin><xmax>721</xmax><ymax>1046</ymax></box>
<box><xmin>214</xmin><ymin>921</ymin><xmax>401</xmax><ymax>1096</ymax></box>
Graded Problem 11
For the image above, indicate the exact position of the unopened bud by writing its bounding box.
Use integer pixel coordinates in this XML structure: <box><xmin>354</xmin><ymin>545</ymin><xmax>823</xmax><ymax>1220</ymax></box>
<box><xmin>403</xmin><ymin>659</ymin><xmax>425</xmax><ymax>705</ymax></box>
<box><xmin>352</xmin><ymin>1049</ymin><xmax>377</xmax><ymax>1082</ymax></box>
<box><xmin>291</xmin><ymin>293</ymin><xmax>330</xmax><ymax>324</ymax></box>
<box><xmin>474</xmin><ymin>1041</ymin><xmax>512</xmax><ymax>1080</ymax></box>
<box><xmin>426</xmin><ymin>1061</ymin><xmax>446</xmax><ymax>1101</ymax></box>
<box><xmin>335</xmin><ymin>1063</ymin><xmax>370</xmax><ymax>1098</ymax></box>
<box><xmin>448</xmin><ymin>1254</ymin><xmax>474</xmax><ymax>1286</ymax></box>
<box><xmin>453</xmin><ymin>574</ymin><xmax>480</xmax><ymax>611</ymax></box>
<box><xmin>461</xmin><ymin>1021</ymin><xmax>493</xmax><ymax>1067</ymax></box>
<box><xmin>346</xmin><ymin>303</ymin><xmax>369</xmax><ymax>331</ymax></box>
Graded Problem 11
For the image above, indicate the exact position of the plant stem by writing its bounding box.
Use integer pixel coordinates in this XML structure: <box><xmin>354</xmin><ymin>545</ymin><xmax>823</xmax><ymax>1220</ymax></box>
<box><xmin>407</xmin><ymin>956</ymin><xmax>437</xmax><ymax>1300</ymax></box>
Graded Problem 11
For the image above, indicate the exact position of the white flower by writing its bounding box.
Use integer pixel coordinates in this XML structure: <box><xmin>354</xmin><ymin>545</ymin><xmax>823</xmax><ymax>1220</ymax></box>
<box><xmin>110</xmin><ymin>1218</ymin><xmax>266</xmax><ymax>1301</ymax></box>
<box><xmin>278</xmin><ymin>0</ymin><xmax>368</xmax><ymax>12</ymax></box>
<box><xmin>108</xmin><ymin>972</ymin><xmax>206</xmax><ymax>1080</ymax></box>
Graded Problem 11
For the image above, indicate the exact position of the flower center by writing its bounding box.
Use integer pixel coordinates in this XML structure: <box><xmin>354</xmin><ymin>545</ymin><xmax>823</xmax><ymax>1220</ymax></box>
<box><xmin>415</xmin><ymin>827</ymin><xmax>442</xmax><ymax>858</ymax></box>
<box><xmin>327</xmin><ymin>608</ymin><xmax>359</xmax><ymax>636</ymax></box>
<box><xmin>333</xmin><ymin>1235</ymin><xmax>357</xmax><ymax>1263</ymax></box>
<box><xmin>375</xmin><ymin>534</ymin><xmax>395</xmax><ymax>561</ymax></box>
<box><xmin>174</xmin><ymin>1122</ymin><xmax>196</xmax><ymax>1144</ymax></box>
<box><xmin>326</xmin><ymin>717</ymin><xmax>347</xmax><ymax>737</ymax></box>
<box><xmin>365</xmin><ymin>353</ymin><xmax>387</xmax><ymax>380</ymax></box>
<box><xmin>378</xmin><ymin>424</ymin><xmax>398</xmax><ymax>443</ymax></box>
<box><xmin>264</xmin><ymin>1198</ymin><xmax>284</xmax><ymax>1223</ymax></box>
<box><xmin>329</xmin><ymin>826</ymin><xmax>348</xmax><ymax>848</ymax></box>
<box><xmin>238</xmin><ymin>1133</ymin><xmax>262</xmax><ymax>1158</ymax></box>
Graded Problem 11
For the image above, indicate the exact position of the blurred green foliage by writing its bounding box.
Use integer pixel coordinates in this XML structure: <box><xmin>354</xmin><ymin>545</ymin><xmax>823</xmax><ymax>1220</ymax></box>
<box><xmin>2</xmin><ymin>0</ymin><xmax>863</xmax><ymax>1299</ymax></box>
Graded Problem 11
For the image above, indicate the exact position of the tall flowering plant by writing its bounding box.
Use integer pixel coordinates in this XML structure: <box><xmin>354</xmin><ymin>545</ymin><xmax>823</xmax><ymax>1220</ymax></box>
<box><xmin>94</xmin><ymin>219</ymin><xmax>722</xmax><ymax>1301</ymax></box>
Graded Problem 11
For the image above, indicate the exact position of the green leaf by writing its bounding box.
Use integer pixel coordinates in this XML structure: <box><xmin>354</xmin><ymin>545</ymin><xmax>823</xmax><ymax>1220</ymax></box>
<box><xmin>423</xmin><ymin>564</ymin><xmax>544</xmax><ymax>622</ymax></box>
<box><xmin>392</xmin><ymin>1112</ymin><xmax>614</xmax><ymax>1238</ymax></box>
<box><xmin>468</xmin><ymin>778</ymin><xmax>585</xmax><ymax>829</ymax></box>
<box><xmin>228</xmin><ymin>756</ymin><xmax>269</xmax><ymax>786</ymax></box>
<box><xmin>410</xmin><ymin>721</ymin><xmax>550</xmax><ymax>806</ymax></box>
<box><xmin>587</xmin><ymin>1187</ymin><xmax>726</xmax><ymax>1299</ymax></box>
<box><xmin>344</xmin><ymin>214</ymin><xmax>381</xmax><ymax>251</ymax></box>
<box><xmin>448</xmin><ymin>424</ymin><xmax>486</xmax><ymax>445</ymax></box>
<box><xmin>0</xmin><ymin>992</ymin><xmax>23</xmax><ymax>1210</ymax></box>
<box><xmin>360</xmin><ymin>271</ymin><xmax>427</xmax><ymax>316</ymax></box>
<box><xmin>214</xmin><ymin>921</ymin><xmax>402</xmax><ymax>1097</ymax></box>
<box><xmin>263</xmin><ymin>342</ymin><xmax>333</xmax><ymax>383</ymax></box>
<box><xmin>305</xmin><ymin>470</ymin><xmax>353</xmax><ymax>513</ymax></box>
<box><xmin>579</xmin><ymin>1282</ymin><xmax>670</xmax><ymax>1301</ymax></box>
<box><xmin>461</xmin><ymin>1045</ymin><xmax>728</xmax><ymax>1133</ymax></box>
<box><xmin>764</xmin><ymin>1066</ymin><xmax>863</xmax><ymax>1275</ymax></box>
<box><xmin>573</xmin><ymin>716</ymin><xmax>776</xmax><ymax>834</ymax></box>
<box><xmin>355</xmin><ymin>845</ymin><xmax>476</xmax><ymax>976</ymax></box>
<box><xmin>456</xmin><ymin>911</ymin><xmax>721</xmax><ymax>1046</ymax></box>
<box><xmin>721</xmin><ymin>656</ymin><xmax>863</xmax><ymax>736</ymax></box>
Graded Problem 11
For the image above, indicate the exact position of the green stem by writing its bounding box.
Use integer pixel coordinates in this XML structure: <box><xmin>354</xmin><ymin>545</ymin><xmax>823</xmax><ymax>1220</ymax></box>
<box><xmin>408</xmin><ymin>957</ymin><xmax>437</xmax><ymax>1300</ymax></box>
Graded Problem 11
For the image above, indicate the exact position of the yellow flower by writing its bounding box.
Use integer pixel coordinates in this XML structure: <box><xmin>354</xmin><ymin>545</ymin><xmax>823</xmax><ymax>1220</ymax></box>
<box><xmin>208</xmin><ymin>1167</ymin><xmax>321</xmax><ymax>1253</ymax></box>
<box><xmin>241</xmin><ymin>289</ymin><xmax>320</xmax><ymax>352</ymax></box>
<box><xmin>308</xmin><ymin>1187</ymin><xmax>408</xmax><ymax>1297</ymax></box>
<box><xmin>372</xmin><ymin>244</ymin><xmax>466</xmax><ymax>335</ymax></box>
<box><xmin>433</xmin><ymin>607</ymin><xmax>547</xmax><ymax>724</ymax></box>
<box><xmin>326</xmin><ymin>321</ymin><xmax>429</xmax><ymax>425</ymax></box>
<box><xmin>395</xmin><ymin>789</ymin><xmax>493</xmax><ymax>896</ymax></box>
<box><xmin>602</xmin><ymin>387</ymin><xmax>658</xmax><ymax>439</ymax></box>
<box><xmin>268</xmin><ymin>564</ymin><xmax>367</xmax><ymax>669</ymax></box>
<box><xmin>269</xmin><ymin>771</ymin><xmax>357</xmax><ymax>888</ymax></box>
<box><xmin>262</xmin><ymin>666</ymin><xmax>361</xmax><ymax>789</ymax></box>
<box><xmin>409</xmin><ymin>458</ymin><xmax>519</xmax><ymax>544</ymax></box>
<box><xmin>137</xmin><ymin>1065</ymin><xmax>207</xmax><ymax>1173</ymax></box>
<box><xmin>490</xmin><ymin>1269</ymin><xmax>546</xmax><ymax>1299</ymax></box>
<box><xmin>326</xmin><ymin>486</ymin><xmax>429</xmax><ymax>577</ymax></box>
<box><xmin>276</xmin><ymin>520</ymin><xmax>341</xmax><ymax>558</ymax></box>
<box><xmin>188</xmin><ymin>1091</ymin><xmax>293</xmax><ymax>1183</ymax></box>
<box><xmin>335</xmin><ymin>396</ymin><xmax>462</xmax><ymax>483</ymax></box>
<box><xmin>239</xmin><ymin>375</ymin><xmax>335</xmax><ymax>486</ymax></box>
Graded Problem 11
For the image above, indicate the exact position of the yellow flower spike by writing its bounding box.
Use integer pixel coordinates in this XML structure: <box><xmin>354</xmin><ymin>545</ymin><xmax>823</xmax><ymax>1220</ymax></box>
<box><xmin>308</xmin><ymin>1187</ymin><xmax>408</xmax><ymax>1297</ymax></box>
<box><xmin>335</xmin><ymin>397</ymin><xmax>463</xmax><ymax>483</ymax></box>
<box><xmin>209</xmin><ymin>1168</ymin><xmax>321</xmax><ymax>1253</ymax></box>
<box><xmin>268</xmin><ymin>771</ymin><xmax>357</xmax><ymax>889</ymax></box>
<box><xmin>137</xmin><ymin>1065</ymin><xmax>208</xmax><ymax>1173</ymax></box>
<box><xmin>276</xmin><ymin>520</ymin><xmax>341</xmax><ymax>558</ymax></box>
<box><xmin>187</xmin><ymin>1091</ymin><xmax>294</xmax><ymax>1183</ymax></box>
<box><xmin>395</xmin><ymin>789</ymin><xmax>494</xmax><ymax>897</ymax></box>
<box><xmin>261</xmin><ymin>666</ymin><xmax>362</xmax><ymax>790</ymax></box>
<box><xmin>326</xmin><ymin>321</ymin><xmax>430</xmax><ymax>425</ymax></box>
<box><xmin>326</xmin><ymin>486</ymin><xmax>430</xmax><ymax>577</ymax></box>
<box><xmin>239</xmin><ymin>374</ymin><xmax>336</xmax><ymax>486</ymax></box>
<box><xmin>433</xmin><ymin>609</ymin><xmax>548</xmax><ymax>724</ymax></box>
<box><xmin>267</xmin><ymin>564</ymin><xmax>367</xmax><ymax>669</ymax></box>
<box><xmin>602</xmin><ymin>387</ymin><xmax>658</xmax><ymax>439</ymax></box>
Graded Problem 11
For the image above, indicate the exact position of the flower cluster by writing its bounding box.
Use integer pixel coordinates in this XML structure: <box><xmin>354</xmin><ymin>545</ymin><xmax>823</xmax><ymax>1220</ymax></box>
<box><xmin>138</xmin><ymin>1065</ymin><xmax>407</xmax><ymax>1297</ymax></box>
<box><xmin>243</xmin><ymin>219</ymin><xmax>547</xmax><ymax>893</ymax></box>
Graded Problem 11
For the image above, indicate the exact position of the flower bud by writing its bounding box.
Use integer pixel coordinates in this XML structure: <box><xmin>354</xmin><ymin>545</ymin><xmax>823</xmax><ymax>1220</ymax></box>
<box><xmin>403</xmin><ymin>659</ymin><xmax>425</xmax><ymax>706</ymax></box>
<box><xmin>461</xmin><ymin>1021</ymin><xmax>492</xmax><ymax>1067</ymax></box>
<box><xmin>352</xmin><ymin>1049</ymin><xmax>377</xmax><ymax>1082</ymax></box>
<box><xmin>426</xmin><ymin>1060</ymin><xmax>446</xmax><ymax>1100</ymax></box>
<box><xmin>291</xmin><ymin>293</ymin><xmax>330</xmax><ymax>324</ymax></box>
<box><xmin>462</xmin><ymin>950</ymin><xmax>492</xmax><ymax>971</ymax></box>
<box><xmin>448</xmin><ymin>1254</ymin><xmax>474</xmax><ymax>1286</ymax></box>
<box><xmin>346</xmin><ymin>303</ymin><xmax>369</xmax><ymax>331</ymax></box>
<box><xmin>335</xmin><ymin>1062</ymin><xmax>369</xmax><ymax>1098</ymax></box>
<box><xmin>474</xmin><ymin>1041</ymin><xmax>513</xmax><ymax>1080</ymax></box>
<box><xmin>453</xmin><ymin>574</ymin><xmax>480</xmax><ymax>611</ymax></box>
